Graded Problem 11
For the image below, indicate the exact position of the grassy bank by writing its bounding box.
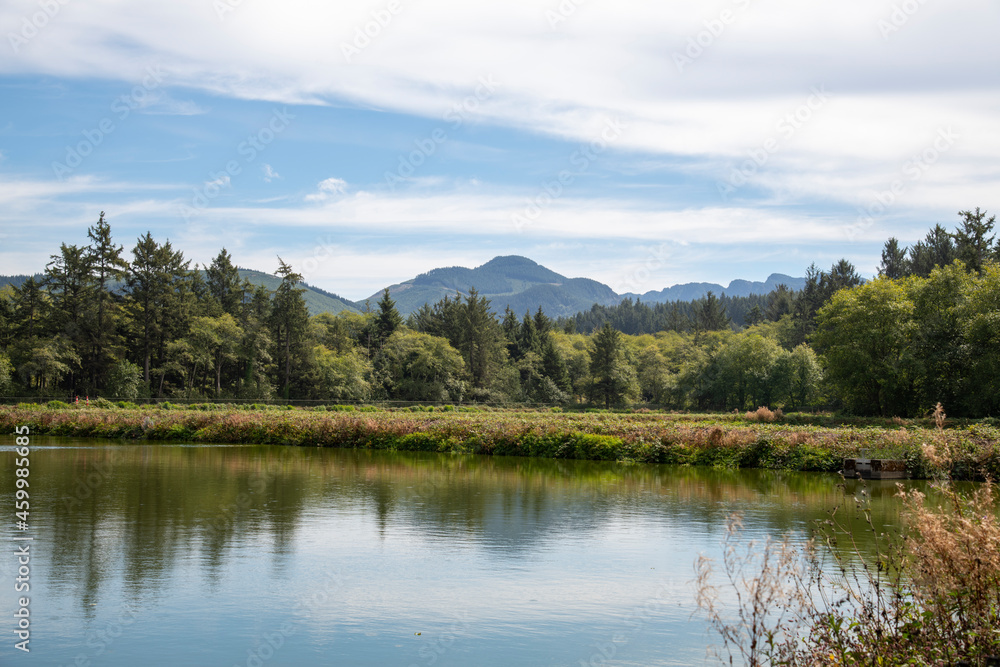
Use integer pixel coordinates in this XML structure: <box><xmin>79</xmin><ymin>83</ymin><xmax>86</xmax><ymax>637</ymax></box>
<box><xmin>2</xmin><ymin>405</ymin><xmax>998</xmax><ymax>480</ymax></box>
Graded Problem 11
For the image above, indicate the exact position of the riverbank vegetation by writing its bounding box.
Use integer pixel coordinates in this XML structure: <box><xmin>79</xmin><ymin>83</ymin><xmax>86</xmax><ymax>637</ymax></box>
<box><xmin>2</xmin><ymin>404</ymin><xmax>998</xmax><ymax>480</ymax></box>
<box><xmin>697</xmin><ymin>474</ymin><xmax>1000</xmax><ymax>665</ymax></box>
<box><xmin>0</xmin><ymin>209</ymin><xmax>997</xmax><ymax>418</ymax></box>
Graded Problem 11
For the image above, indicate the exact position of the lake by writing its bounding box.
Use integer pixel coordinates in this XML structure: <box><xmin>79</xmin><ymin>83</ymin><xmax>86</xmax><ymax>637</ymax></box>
<box><xmin>0</xmin><ymin>438</ymin><xmax>934</xmax><ymax>666</ymax></box>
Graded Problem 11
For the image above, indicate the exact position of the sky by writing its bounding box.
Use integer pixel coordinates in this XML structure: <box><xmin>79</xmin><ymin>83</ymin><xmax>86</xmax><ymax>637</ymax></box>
<box><xmin>0</xmin><ymin>0</ymin><xmax>997</xmax><ymax>301</ymax></box>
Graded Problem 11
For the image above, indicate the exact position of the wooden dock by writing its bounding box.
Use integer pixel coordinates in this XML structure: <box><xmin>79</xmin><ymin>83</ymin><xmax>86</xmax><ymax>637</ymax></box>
<box><xmin>842</xmin><ymin>458</ymin><xmax>908</xmax><ymax>480</ymax></box>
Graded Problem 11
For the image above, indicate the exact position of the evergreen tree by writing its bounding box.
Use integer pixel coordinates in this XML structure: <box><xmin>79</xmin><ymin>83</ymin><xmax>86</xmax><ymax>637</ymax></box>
<box><xmin>460</xmin><ymin>288</ymin><xmax>506</xmax><ymax>390</ymax></box>
<box><xmin>540</xmin><ymin>335</ymin><xmax>570</xmax><ymax>393</ymax></box>
<box><xmin>44</xmin><ymin>243</ymin><xmax>93</xmax><ymax>393</ymax></box>
<box><xmin>879</xmin><ymin>237</ymin><xmax>909</xmax><ymax>279</ymax></box>
<box><xmin>0</xmin><ymin>286</ymin><xmax>12</xmax><ymax>350</ymax></box>
<box><xmin>11</xmin><ymin>277</ymin><xmax>47</xmax><ymax>341</ymax></box>
<box><xmin>85</xmin><ymin>212</ymin><xmax>128</xmax><ymax>389</ymax></box>
<box><xmin>909</xmin><ymin>224</ymin><xmax>956</xmax><ymax>277</ymax></box>
<box><xmin>517</xmin><ymin>311</ymin><xmax>540</xmax><ymax>358</ymax></box>
<box><xmin>666</xmin><ymin>302</ymin><xmax>687</xmax><ymax>332</ymax></box>
<box><xmin>373</xmin><ymin>287</ymin><xmax>403</xmax><ymax>349</ymax></box>
<box><xmin>765</xmin><ymin>284</ymin><xmax>794</xmax><ymax>321</ymax></box>
<box><xmin>501</xmin><ymin>306</ymin><xmax>520</xmax><ymax>358</ymax></box>
<box><xmin>588</xmin><ymin>322</ymin><xmax>637</xmax><ymax>408</ymax></box>
<box><xmin>952</xmin><ymin>207</ymin><xmax>996</xmax><ymax>274</ymax></box>
<box><xmin>125</xmin><ymin>233</ymin><xmax>191</xmax><ymax>388</ymax></box>
<box><xmin>237</xmin><ymin>284</ymin><xmax>273</xmax><ymax>399</ymax></box>
<box><xmin>694</xmin><ymin>291</ymin><xmax>730</xmax><ymax>333</ymax></box>
<box><xmin>269</xmin><ymin>258</ymin><xmax>310</xmax><ymax>399</ymax></box>
<box><xmin>206</xmin><ymin>248</ymin><xmax>243</xmax><ymax>316</ymax></box>
<box><xmin>533</xmin><ymin>306</ymin><xmax>551</xmax><ymax>337</ymax></box>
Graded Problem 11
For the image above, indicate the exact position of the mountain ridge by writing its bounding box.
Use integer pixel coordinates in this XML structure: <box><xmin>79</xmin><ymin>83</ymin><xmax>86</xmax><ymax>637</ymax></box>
<box><xmin>1</xmin><ymin>256</ymin><xmax>805</xmax><ymax>319</ymax></box>
<box><xmin>363</xmin><ymin>255</ymin><xmax>805</xmax><ymax>317</ymax></box>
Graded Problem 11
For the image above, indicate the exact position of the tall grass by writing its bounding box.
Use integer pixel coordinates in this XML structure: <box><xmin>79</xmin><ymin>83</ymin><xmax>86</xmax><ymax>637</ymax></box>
<box><xmin>697</xmin><ymin>476</ymin><xmax>1000</xmax><ymax>665</ymax></box>
<box><xmin>1</xmin><ymin>405</ymin><xmax>997</xmax><ymax>479</ymax></box>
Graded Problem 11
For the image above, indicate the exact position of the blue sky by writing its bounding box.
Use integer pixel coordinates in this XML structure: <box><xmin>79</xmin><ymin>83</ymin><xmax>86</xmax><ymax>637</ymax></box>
<box><xmin>1</xmin><ymin>0</ymin><xmax>998</xmax><ymax>301</ymax></box>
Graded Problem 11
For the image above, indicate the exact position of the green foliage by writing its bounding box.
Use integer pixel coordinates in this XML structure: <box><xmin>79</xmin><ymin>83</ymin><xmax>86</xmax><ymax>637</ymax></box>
<box><xmin>5</xmin><ymin>208</ymin><xmax>996</xmax><ymax>417</ymax></box>
<box><xmin>4</xmin><ymin>405</ymin><xmax>995</xmax><ymax>481</ymax></box>
<box><xmin>816</xmin><ymin>262</ymin><xmax>1000</xmax><ymax>416</ymax></box>
<box><xmin>373</xmin><ymin>287</ymin><xmax>403</xmax><ymax>349</ymax></box>
<box><xmin>588</xmin><ymin>322</ymin><xmax>639</xmax><ymax>408</ymax></box>
<box><xmin>814</xmin><ymin>277</ymin><xmax>917</xmax><ymax>415</ymax></box>
<box><xmin>377</xmin><ymin>330</ymin><xmax>466</xmax><ymax>402</ymax></box>
<box><xmin>311</xmin><ymin>346</ymin><xmax>372</xmax><ymax>401</ymax></box>
<box><xmin>0</xmin><ymin>352</ymin><xmax>12</xmax><ymax>396</ymax></box>
<box><xmin>269</xmin><ymin>258</ymin><xmax>311</xmax><ymax>399</ymax></box>
<box><xmin>104</xmin><ymin>359</ymin><xmax>143</xmax><ymax>400</ymax></box>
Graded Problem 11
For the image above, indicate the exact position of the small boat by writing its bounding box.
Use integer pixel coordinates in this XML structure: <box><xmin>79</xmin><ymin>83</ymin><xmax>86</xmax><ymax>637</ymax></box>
<box><xmin>842</xmin><ymin>457</ymin><xmax>908</xmax><ymax>480</ymax></box>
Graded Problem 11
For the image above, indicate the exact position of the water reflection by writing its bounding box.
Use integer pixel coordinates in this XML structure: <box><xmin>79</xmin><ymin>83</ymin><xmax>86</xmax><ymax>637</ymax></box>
<box><xmin>0</xmin><ymin>439</ymin><xmax>951</xmax><ymax>666</ymax></box>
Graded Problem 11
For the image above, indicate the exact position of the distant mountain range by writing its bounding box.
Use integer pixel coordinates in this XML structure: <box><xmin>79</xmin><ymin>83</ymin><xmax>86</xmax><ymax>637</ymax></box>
<box><xmin>0</xmin><ymin>270</ymin><xmax>358</xmax><ymax>317</ymax></box>
<box><xmin>237</xmin><ymin>270</ymin><xmax>358</xmax><ymax>316</ymax></box>
<box><xmin>621</xmin><ymin>274</ymin><xmax>807</xmax><ymax>304</ymax></box>
<box><xmin>1</xmin><ymin>256</ymin><xmax>804</xmax><ymax>319</ymax></box>
<box><xmin>365</xmin><ymin>255</ymin><xmax>805</xmax><ymax>317</ymax></box>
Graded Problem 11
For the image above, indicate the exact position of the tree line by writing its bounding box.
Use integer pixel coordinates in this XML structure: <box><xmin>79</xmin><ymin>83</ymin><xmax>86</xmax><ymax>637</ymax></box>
<box><xmin>0</xmin><ymin>209</ymin><xmax>996</xmax><ymax>416</ymax></box>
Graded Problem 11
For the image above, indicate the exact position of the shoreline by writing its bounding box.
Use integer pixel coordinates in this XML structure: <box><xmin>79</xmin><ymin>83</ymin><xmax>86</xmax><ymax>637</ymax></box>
<box><xmin>2</xmin><ymin>405</ymin><xmax>997</xmax><ymax>480</ymax></box>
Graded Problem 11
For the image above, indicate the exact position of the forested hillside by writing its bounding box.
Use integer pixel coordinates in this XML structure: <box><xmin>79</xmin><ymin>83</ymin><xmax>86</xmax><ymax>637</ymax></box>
<box><xmin>0</xmin><ymin>209</ymin><xmax>996</xmax><ymax>416</ymax></box>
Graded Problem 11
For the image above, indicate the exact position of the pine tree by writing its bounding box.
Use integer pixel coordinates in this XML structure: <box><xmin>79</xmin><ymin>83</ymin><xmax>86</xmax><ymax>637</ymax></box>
<box><xmin>125</xmin><ymin>233</ymin><xmax>191</xmax><ymax>388</ymax></box>
<box><xmin>517</xmin><ymin>311</ymin><xmax>540</xmax><ymax>358</ymax></box>
<box><xmin>952</xmin><ymin>207</ymin><xmax>996</xmax><ymax>273</ymax></box>
<box><xmin>879</xmin><ymin>237</ymin><xmax>909</xmax><ymax>279</ymax></box>
<box><xmin>206</xmin><ymin>248</ymin><xmax>243</xmax><ymax>316</ymax></box>
<box><xmin>85</xmin><ymin>212</ymin><xmax>128</xmax><ymax>389</ymax></box>
<box><xmin>909</xmin><ymin>225</ymin><xmax>956</xmax><ymax>277</ymax></box>
<box><xmin>541</xmin><ymin>335</ymin><xmax>570</xmax><ymax>392</ymax></box>
<box><xmin>269</xmin><ymin>258</ymin><xmax>310</xmax><ymax>399</ymax></box>
<box><xmin>533</xmin><ymin>306</ymin><xmax>551</xmax><ymax>337</ymax></box>
<box><xmin>373</xmin><ymin>288</ymin><xmax>403</xmax><ymax>349</ymax></box>
<box><xmin>44</xmin><ymin>243</ymin><xmax>94</xmax><ymax>393</ymax></box>
<box><xmin>695</xmin><ymin>291</ymin><xmax>730</xmax><ymax>333</ymax></box>
<box><xmin>501</xmin><ymin>306</ymin><xmax>520</xmax><ymax>358</ymax></box>
<box><xmin>460</xmin><ymin>288</ymin><xmax>505</xmax><ymax>389</ymax></box>
<box><xmin>588</xmin><ymin>322</ymin><xmax>636</xmax><ymax>408</ymax></box>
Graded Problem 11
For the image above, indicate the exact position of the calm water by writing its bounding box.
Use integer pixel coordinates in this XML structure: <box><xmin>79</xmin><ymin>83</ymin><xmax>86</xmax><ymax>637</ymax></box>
<box><xmin>0</xmin><ymin>438</ymin><xmax>935</xmax><ymax>666</ymax></box>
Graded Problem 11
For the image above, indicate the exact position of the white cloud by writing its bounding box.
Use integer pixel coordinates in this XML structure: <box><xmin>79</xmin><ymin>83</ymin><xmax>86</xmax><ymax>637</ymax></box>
<box><xmin>262</xmin><ymin>164</ymin><xmax>280</xmax><ymax>183</ymax></box>
<box><xmin>1</xmin><ymin>0</ymin><xmax>995</xmax><ymax>214</ymax></box>
<box><xmin>2</xmin><ymin>0</ymin><xmax>999</xmax><ymax>292</ymax></box>
<box><xmin>204</xmin><ymin>174</ymin><xmax>230</xmax><ymax>189</ymax></box>
<box><xmin>138</xmin><ymin>93</ymin><xmax>209</xmax><ymax>116</ymax></box>
<box><xmin>305</xmin><ymin>177</ymin><xmax>347</xmax><ymax>202</ymax></box>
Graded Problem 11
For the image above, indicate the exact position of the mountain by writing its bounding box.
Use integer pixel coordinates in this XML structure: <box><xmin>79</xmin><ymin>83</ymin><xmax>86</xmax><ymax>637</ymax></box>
<box><xmin>366</xmin><ymin>256</ymin><xmax>620</xmax><ymax>317</ymax></box>
<box><xmin>236</xmin><ymin>269</ymin><xmax>359</xmax><ymax>316</ymax></box>
<box><xmin>3</xmin><ymin>258</ymin><xmax>804</xmax><ymax>320</ymax></box>
<box><xmin>0</xmin><ymin>274</ymin><xmax>44</xmax><ymax>291</ymax></box>
<box><xmin>365</xmin><ymin>256</ymin><xmax>804</xmax><ymax>318</ymax></box>
<box><xmin>623</xmin><ymin>273</ymin><xmax>807</xmax><ymax>304</ymax></box>
<box><xmin>0</xmin><ymin>270</ymin><xmax>359</xmax><ymax>317</ymax></box>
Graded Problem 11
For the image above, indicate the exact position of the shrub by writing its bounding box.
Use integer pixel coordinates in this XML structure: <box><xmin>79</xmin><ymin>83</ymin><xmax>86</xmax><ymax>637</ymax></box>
<box><xmin>743</xmin><ymin>406</ymin><xmax>784</xmax><ymax>423</ymax></box>
<box><xmin>47</xmin><ymin>400</ymin><xmax>70</xmax><ymax>409</ymax></box>
<box><xmin>697</xmin><ymin>480</ymin><xmax>1000</xmax><ymax>664</ymax></box>
<box><xmin>104</xmin><ymin>359</ymin><xmax>142</xmax><ymax>401</ymax></box>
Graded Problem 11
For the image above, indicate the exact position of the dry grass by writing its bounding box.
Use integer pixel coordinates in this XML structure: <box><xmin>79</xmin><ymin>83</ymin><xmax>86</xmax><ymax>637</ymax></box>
<box><xmin>933</xmin><ymin>402</ymin><xmax>947</xmax><ymax>431</ymax></box>
<box><xmin>744</xmin><ymin>406</ymin><xmax>784</xmax><ymax>423</ymax></box>
<box><xmin>697</xmin><ymin>478</ymin><xmax>1000</xmax><ymax>665</ymax></box>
